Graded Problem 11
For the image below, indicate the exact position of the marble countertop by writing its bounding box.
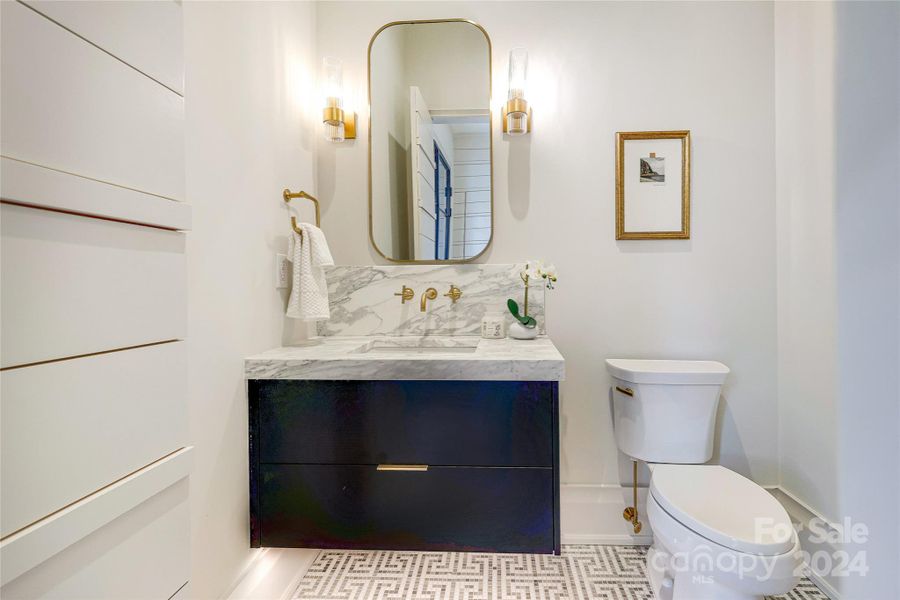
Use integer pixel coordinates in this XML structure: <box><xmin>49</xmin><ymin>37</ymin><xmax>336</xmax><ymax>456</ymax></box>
<box><xmin>245</xmin><ymin>336</ymin><xmax>565</xmax><ymax>381</ymax></box>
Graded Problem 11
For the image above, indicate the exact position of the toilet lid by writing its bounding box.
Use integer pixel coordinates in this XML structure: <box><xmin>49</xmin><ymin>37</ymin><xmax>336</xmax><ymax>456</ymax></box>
<box><xmin>650</xmin><ymin>465</ymin><xmax>795</xmax><ymax>555</ymax></box>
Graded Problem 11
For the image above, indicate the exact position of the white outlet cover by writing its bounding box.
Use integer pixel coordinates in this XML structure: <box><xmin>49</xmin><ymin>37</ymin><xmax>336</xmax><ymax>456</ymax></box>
<box><xmin>275</xmin><ymin>254</ymin><xmax>290</xmax><ymax>289</ymax></box>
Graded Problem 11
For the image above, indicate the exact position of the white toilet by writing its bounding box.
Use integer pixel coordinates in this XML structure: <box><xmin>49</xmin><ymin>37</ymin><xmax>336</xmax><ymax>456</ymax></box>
<box><xmin>606</xmin><ymin>359</ymin><xmax>801</xmax><ymax>600</ymax></box>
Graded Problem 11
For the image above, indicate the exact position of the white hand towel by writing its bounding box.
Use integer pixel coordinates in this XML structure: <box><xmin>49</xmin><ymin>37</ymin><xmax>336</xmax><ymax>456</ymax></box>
<box><xmin>286</xmin><ymin>223</ymin><xmax>334</xmax><ymax>321</ymax></box>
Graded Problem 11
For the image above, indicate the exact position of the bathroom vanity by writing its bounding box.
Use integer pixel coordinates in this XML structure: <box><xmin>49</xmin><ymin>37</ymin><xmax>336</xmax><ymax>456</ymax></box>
<box><xmin>245</xmin><ymin>336</ymin><xmax>564</xmax><ymax>554</ymax></box>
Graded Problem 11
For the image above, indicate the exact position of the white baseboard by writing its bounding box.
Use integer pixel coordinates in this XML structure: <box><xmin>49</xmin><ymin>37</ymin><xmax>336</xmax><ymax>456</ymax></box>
<box><xmin>223</xmin><ymin>548</ymin><xmax>320</xmax><ymax>600</ymax></box>
<box><xmin>560</xmin><ymin>483</ymin><xmax>654</xmax><ymax>545</ymax></box>
<box><xmin>770</xmin><ymin>487</ymin><xmax>842</xmax><ymax>600</ymax></box>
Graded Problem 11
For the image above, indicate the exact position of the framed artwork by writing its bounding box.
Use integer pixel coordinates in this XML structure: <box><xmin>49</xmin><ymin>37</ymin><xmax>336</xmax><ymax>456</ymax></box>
<box><xmin>615</xmin><ymin>130</ymin><xmax>691</xmax><ymax>239</ymax></box>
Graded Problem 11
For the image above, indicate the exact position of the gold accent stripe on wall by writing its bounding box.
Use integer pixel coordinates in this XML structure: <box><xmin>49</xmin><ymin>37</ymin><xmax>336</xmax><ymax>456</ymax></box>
<box><xmin>0</xmin><ymin>446</ymin><xmax>188</xmax><ymax>542</ymax></box>
<box><xmin>0</xmin><ymin>200</ymin><xmax>183</xmax><ymax>232</ymax></box>
<box><xmin>0</xmin><ymin>340</ymin><xmax>180</xmax><ymax>372</ymax></box>
<box><xmin>16</xmin><ymin>0</ymin><xmax>183</xmax><ymax>97</ymax></box>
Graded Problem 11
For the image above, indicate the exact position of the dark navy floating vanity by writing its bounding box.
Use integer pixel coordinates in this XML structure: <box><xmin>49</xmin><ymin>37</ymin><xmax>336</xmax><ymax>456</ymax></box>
<box><xmin>245</xmin><ymin>337</ymin><xmax>565</xmax><ymax>555</ymax></box>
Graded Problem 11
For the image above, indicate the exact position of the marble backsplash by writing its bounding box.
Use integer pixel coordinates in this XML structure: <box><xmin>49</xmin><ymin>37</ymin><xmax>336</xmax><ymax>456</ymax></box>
<box><xmin>318</xmin><ymin>264</ymin><xmax>544</xmax><ymax>337</ymax></box>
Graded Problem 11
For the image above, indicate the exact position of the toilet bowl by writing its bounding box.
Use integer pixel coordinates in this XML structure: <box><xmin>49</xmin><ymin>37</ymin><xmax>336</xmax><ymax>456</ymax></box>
<box><xmin>644</xmin><ymin>464</ymin><xmax>800</xmax><ymax>599</ymax></box>
<box><xmin>605</xmin><ymin>359</ymin><xmax>801</xmax><ymax>600</ymax></box>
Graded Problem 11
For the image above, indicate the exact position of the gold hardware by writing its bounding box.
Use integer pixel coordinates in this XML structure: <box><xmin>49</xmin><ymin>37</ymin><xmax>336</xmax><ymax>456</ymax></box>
<box><xmin>615</xmin><ymin>130</ymin><xmax>691</xmax><ymax>240</ymax></box>
<box><xmin>615</xmin><ymin>386</ymin><xmax>634</xmax><ymax>397</ymax></box>
<box><xmin>420</xmin><ymin>287</ymin><xmax>438</xmax><ymax>312</ymax></box>
<box><xmin>323</xmin><ymin>105</ymin><xmax>357</xmax><ymax>140</ymax></box>
<box><xmin>323</xmin><ymin>106</ymin><xmax>344</xmax><ymax>124</ymax></box>
<box><xmin>376</xmin><ymin>464</ymin><xmax>428</xmax><ymax>472</ymax></box>
<box><xmin>394</xmin><ymin>286</ymin><xmax>414</xmax><ymax>303</ymax></box>
<box><xmin>622</xmin><ymin>460</ymin><xmax>642</xmax><ymax>534</ymax></box>
<box><xmin>282</xmin><ymin>189</ymin><xmax>320</xmax><ymax>236</ymax></box>
<box><xmin>367</xmin><ymin>19</ymin><xmax>494</xmax><ymax>264</ymax></box>
<box><xmin>443</xmin><ymin>285</ymin><xmax>462</xmax><ymax>303</ymax></box>
<box><xmin>502</xmin><ymin>102</ymin><xmax>532</xmax><ymax>134</ymax></box>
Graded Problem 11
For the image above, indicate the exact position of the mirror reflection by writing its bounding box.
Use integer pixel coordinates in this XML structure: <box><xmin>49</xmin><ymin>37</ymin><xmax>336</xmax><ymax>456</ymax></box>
<box><xmin>369</xmin><ymin>20</ymin><xmax>492</xmax><ymax>262</ymax></box>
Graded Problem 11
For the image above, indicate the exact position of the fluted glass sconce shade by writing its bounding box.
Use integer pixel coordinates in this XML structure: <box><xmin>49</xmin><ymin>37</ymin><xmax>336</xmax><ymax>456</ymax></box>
<box><xmin>504</xmin><ymin>48</ymin><xmax>531</xmax><ymax>135</ymax></box>
<box><xmin>322</xmin><ymin>57</ymin><xmax>345</xmax><ymax>142</ymax></box>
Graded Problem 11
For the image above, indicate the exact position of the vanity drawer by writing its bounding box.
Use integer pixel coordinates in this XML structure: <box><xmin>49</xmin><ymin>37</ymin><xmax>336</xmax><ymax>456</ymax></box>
<box><xmin>255</xmin><ymin>464</ymin><xmax>554</xmax><ymax>553</ymax></box>
<box><xmin>252</xmin><ymin>380</ymin><xmax>554</xmax><ymax>467</ymax></box>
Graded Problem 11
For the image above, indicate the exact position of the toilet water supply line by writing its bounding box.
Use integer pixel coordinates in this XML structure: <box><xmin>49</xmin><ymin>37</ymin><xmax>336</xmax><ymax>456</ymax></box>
<box><xmin>623</xmin><ymin>460</ymin><xmax>643</xmax><ymax>534</ymax></box>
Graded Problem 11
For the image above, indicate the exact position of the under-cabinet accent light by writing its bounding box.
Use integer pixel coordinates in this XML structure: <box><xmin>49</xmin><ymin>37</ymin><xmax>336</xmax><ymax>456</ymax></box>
<box><xmin>322</xmin><ymin>56</ymin><xmax>356</xmax><ymax>141</ymax></box>
<box><xmin>503</xmin><ymin>47</ymin><xmax>531</xmax><ymax>135</ymax></box>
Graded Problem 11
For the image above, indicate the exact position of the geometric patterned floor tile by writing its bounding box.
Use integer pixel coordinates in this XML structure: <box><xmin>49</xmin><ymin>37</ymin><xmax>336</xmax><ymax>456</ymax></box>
<box><xmin>291</xmin><ymin>545</ymin><xmax>829</xmax><ymax>600</ymax></box>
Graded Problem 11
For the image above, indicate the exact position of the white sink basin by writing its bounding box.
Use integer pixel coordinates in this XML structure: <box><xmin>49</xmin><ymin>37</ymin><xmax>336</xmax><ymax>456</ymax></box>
<box><xmin>354</xmin><ymin>338</ymin><xmax>480</xmax><ymax>355</ymax></box>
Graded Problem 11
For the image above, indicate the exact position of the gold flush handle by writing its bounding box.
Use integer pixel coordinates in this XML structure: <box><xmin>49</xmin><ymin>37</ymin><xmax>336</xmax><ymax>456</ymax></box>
<box><xmin>615</xmin><ymin>386</ymin><xmax>634</xmax><ymax>397</ymax></box>
<box><xmin>394</xmin><ymin>286</ymin><xmax>414</xmax><ymax>304</ymax></box>
<box><xmin>443</xmin><ymin>285</ymin><xmax>462</xmax><ymax>303</ymax></box>
<box><xmin>376</xmin><ymin>464</ymin><xmax>428</xmax><ymax>472</ymax></box>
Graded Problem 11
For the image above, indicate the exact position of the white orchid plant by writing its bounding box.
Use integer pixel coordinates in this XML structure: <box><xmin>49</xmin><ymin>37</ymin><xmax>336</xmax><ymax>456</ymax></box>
<box><xmin>507</xmin><ymin>260</ymin><xmax>558</xmax><ymax>329</ymax></box>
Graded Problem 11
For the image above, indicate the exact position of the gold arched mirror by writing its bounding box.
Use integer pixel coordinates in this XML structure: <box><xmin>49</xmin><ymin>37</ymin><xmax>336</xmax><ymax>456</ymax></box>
<box><xmin>368</xmin><ymin>19</ymin><xmax>492</xmax><ymax>263</ymax></box>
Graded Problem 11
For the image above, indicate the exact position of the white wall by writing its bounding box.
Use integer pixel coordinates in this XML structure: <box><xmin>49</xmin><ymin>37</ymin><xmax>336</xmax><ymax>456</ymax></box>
<box><xmin>183</xmin><ymin>2</ymin><xmax>318</xmax><ymax>598</ymax></box>
<box><xmin>776</xmin><ymin>3</ymin><xmax>900</xmax><ymax>596</ymax></box>
<box><xmin>403</xmin><ymin>22</ymin><xmax>489</xmax><ymax>112</ymax></box>
<box><xmin>774</xmin><ymin>1</ymin><xmax>840</xmax><ymax>524</ymax></box>
<box><xmin>832</xmin><ymin>3</ymin><xmax>900</xmax><ymax>598</ymax></box>
<box><xmin>369</xmin><ymin>24</ymin><xmax>411</xmax><ymax>257</ymax></box>
<box><xmin>317</xmin><ymin>1</ymin><xmax>778</xmax><ymax>496</ymax></box>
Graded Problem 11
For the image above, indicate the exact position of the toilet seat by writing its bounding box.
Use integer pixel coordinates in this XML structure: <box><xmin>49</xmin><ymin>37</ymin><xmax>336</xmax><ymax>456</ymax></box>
<box><xmin>649</xmin><ymin>464</ymin><xmax>795</xmax><ymax>556</ymax></box>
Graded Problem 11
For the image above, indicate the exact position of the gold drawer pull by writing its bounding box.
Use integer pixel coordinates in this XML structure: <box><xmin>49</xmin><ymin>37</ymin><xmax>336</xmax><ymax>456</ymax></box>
<box><xmin>376</xmin><ymin>464</ymin><xmax>428</xmax><ymax>472</ymax></box>
<box><xmin>615</xmin><ymin>386</ymin><xmax>634</xmax><ymax>397</ymax></box>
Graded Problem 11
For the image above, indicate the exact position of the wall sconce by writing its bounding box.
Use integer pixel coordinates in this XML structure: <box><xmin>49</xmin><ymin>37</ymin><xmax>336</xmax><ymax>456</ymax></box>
<box><xmin>322</xmin><ymin>56</ymin><xmax>356</xmax><ymax>142</ymax></box>
<box><xmin>502</xmin><ymin>47</ymin><xmax>531</xmax><ymax>135</ymax></box>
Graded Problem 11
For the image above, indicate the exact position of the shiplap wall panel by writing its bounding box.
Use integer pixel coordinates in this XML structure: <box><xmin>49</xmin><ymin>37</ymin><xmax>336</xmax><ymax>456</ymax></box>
<box><xmin>0</xmin><ymin>204</ymin><xmax>186</xmax><ymax>368</ymax></box>
<box><xmin>419</xmin><ymin>206</ymin><xmax>436</xmax><ymax>241</ymax></box>
<box><xmin>453</xmin><ymin>175</ymin><xmax>491</xmax><ymax>191</ymax></box>
<box><xmin>455</xmin><ymin>163</ymin><xmax>490</xmax><ymax>177</ymax></box>
<box><xmin>1</xmin><ymin>342</ymin><xmax>187</xmax><ymax>537</ymax></box>
<box><xmin>417</xmin><ymin>172</ymin><xmax>436</xmax><ymax>217</ymax></box>
<box><xmin>0</xmin><ymin>1</ymin><xmax>184</xmax><ymax>200</ymax></box>
<box><xmin>0</xmin><ymin>158</ymin><xmax>191</xmax><ymax>231</ymax></box>
<box><xmin>22</xmin><ymin>0</ymin><xmax>184</xmax><ymax>94</ymax></box>
<box><xmin>454</xmin><ymin>148</ymin><xmax>490</xmax><ymax>163</ymax></box>
<box><xmin>466</xmin><ymin>227</ymin><xmax>491</xmax><ymax>243</ymax></box>
<box><xmin>0</xmin><ymin>478</ymin><xmax>190</xmax><ymax>598</ymax></box>
<box><xmin>467</xmin><ymin>200</ymin><xmax>491</xmax><ymax>215</ymax></box>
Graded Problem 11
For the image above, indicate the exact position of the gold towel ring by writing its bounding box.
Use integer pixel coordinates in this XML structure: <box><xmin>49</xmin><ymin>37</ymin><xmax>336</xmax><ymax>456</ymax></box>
<box><xmin>282</xmin><ymin>189</ymin><xmax>320</xmax><ymax>235</ymax></box>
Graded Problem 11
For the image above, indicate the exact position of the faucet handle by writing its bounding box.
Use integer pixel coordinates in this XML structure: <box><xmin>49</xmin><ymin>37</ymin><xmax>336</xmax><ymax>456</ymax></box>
<box><xmin>444</xmin><ymin>284</ymin><xmax>462</xmax><ymax>303</ymax></box>
<box><xmin>394</xmin><ymin>285</ymin><xmax>414</xmax><ymax>303</ymax></box>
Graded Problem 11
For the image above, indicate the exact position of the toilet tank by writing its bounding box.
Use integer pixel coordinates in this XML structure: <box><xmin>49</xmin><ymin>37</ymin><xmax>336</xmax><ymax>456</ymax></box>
<box><xmin>605</xmin><ymin>359</ymin><xmax>730</xmax><ymax>464</ymax></box>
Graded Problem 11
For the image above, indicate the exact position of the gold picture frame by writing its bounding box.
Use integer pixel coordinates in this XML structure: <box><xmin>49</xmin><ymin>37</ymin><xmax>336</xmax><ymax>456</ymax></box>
<box><xmin>615</xmin><ymin>130</ymin><xmax>691</xmax><ymax>240</ymax></box>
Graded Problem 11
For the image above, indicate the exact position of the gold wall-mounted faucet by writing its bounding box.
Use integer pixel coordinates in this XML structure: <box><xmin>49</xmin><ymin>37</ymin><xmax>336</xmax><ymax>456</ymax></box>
<box><xmin>394</xmin><ymin>285</ymin><xmax>414</xmax><ymax>304</ymax></box>
<box><xmin>420</xmin><ymin>287</ymin><xmax>438</xmax><ymax>312</ymax></box>
<box><xmin>444</xmin><ymin>285</ymin><xmax>462</xmax><ymax>303</ymax></box>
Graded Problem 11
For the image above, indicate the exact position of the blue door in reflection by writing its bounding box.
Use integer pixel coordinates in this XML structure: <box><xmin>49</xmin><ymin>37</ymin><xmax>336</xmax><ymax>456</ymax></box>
<box><xmin>433</xmin><ymin>143</ymin><xmax>452</xmax><ymax>260</ymax></box>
